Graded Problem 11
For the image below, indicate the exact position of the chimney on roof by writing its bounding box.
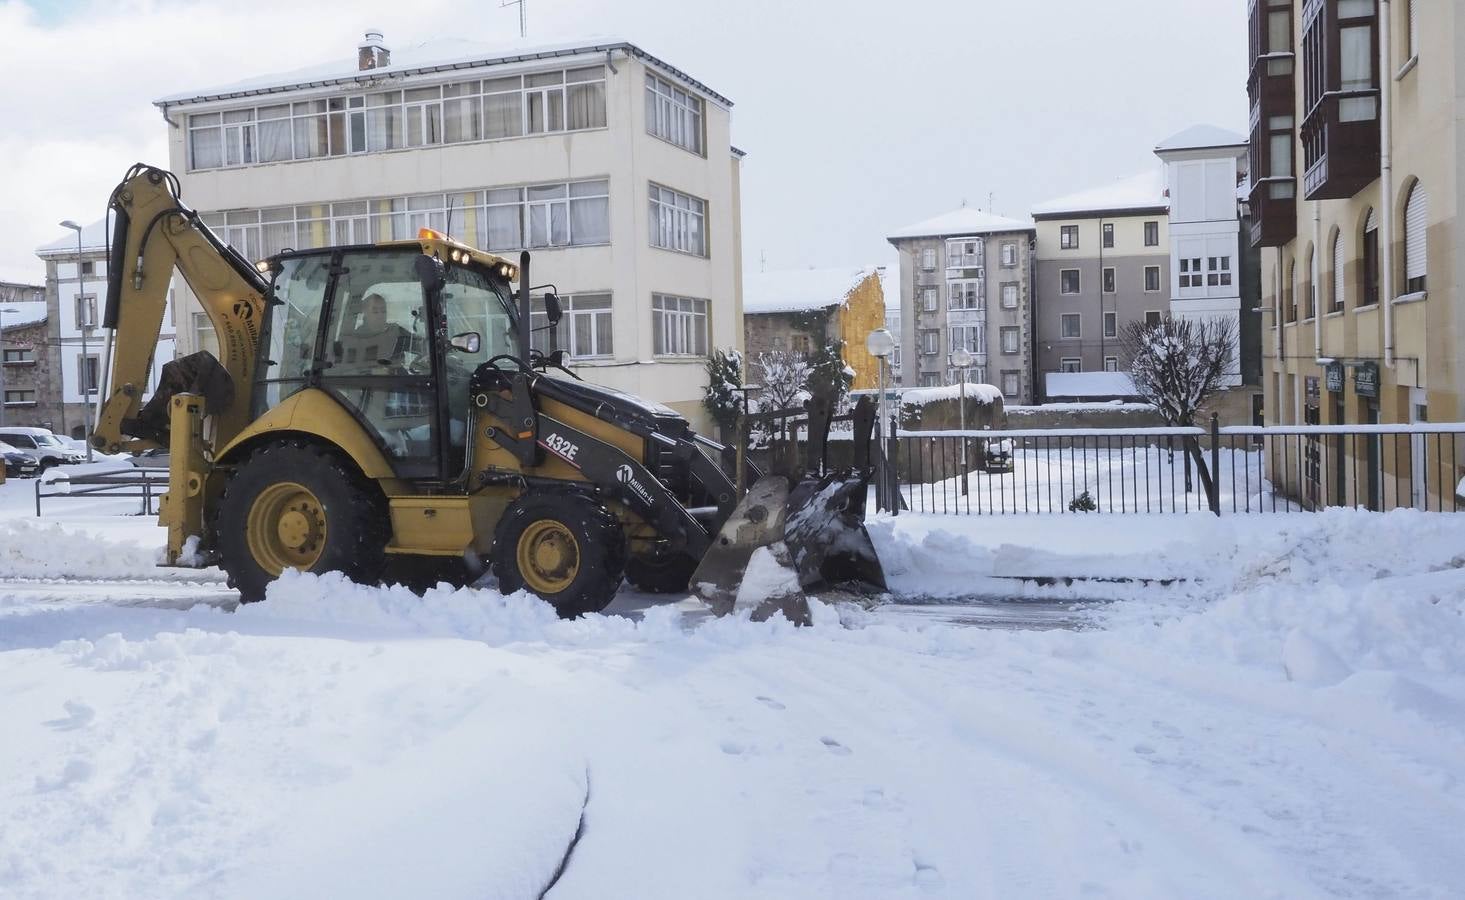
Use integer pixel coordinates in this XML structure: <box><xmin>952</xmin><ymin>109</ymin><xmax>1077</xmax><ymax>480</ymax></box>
<box><xmin>359</xmin><ymin>30</ymin><xmax>390</xmax><ymax>71</ymax></box>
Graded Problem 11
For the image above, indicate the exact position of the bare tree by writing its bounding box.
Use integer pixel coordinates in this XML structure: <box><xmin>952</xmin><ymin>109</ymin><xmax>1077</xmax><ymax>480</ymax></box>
<box><xmin>753</xmin><ymin>351</ymin><xmax>813</xmax><ymax>416</ymax></box>
<box><xmin>1121</xmin><ymin>316</ymin><xmax>1237</xmax><ymax>502</ymax></box>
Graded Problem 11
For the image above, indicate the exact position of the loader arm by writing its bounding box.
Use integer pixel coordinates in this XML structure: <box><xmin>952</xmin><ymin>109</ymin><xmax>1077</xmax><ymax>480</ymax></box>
<box><xmin>93</xmin><ymin>164</ymin><xmax>268</xmax><ymax>454</ymax></box>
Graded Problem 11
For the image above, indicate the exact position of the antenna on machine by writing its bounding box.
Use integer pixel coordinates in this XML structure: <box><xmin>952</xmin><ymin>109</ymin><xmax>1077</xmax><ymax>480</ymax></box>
<box><xmin>500</xmin><ymin>0</ymin><xmax>527</xmax><ymax>37</ymax></box>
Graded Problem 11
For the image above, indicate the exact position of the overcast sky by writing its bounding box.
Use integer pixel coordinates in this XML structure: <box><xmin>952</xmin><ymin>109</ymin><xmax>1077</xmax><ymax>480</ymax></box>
<box><xmin>0</xmin><ymin>0</ymin><xmax>1247</xmax><ymax>284</ymax></box>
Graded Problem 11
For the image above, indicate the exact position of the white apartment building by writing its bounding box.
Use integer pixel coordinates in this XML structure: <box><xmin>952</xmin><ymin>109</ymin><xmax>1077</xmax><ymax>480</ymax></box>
<box><xmin>35</xmin><ymin>219</ymin><xmax>177</xmax><ymax>438</ymax></box>
<box><xmin>155</xmin><ymin>34</ymin><xmax>744</xmax><ymax>430</ymax></box>
<box><xmin>1154</xmin><ymin>125</ymin><xmax>1249</xmax><ymax>388</ymax></box>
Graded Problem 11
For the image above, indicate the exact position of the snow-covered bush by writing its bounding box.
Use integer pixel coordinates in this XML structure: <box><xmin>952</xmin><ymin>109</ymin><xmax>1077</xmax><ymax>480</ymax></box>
<box><xmin>702</xmin><ymin>348</ymin><xmax>744</xmax><ymax>439</ymax></box>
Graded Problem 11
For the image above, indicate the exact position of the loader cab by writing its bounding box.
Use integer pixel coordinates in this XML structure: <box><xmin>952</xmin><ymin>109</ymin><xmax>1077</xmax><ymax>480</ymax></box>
<box><xmin>252</xmin><ymin>237</ymin><xmax>521</xmax><ymax>482</ymax></box>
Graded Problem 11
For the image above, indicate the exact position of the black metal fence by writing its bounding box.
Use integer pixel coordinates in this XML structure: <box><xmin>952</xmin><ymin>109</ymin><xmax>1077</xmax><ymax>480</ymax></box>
<box><xmin>34</xmin><ymin>468</ymin><xmax>168</xmax><ymax>516</ymax></box>
<box><xmin>878</xmin><ymin>419</ymin><xmax>1465</xmax><ymax>516</ymax></box>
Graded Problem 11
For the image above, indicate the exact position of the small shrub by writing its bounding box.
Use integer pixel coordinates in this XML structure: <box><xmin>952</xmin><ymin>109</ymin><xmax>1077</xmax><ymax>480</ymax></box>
<box><xmin>1068</xmin><ymin>490</ymin><xmax>1097</xmax><ymax>513</ymax></box>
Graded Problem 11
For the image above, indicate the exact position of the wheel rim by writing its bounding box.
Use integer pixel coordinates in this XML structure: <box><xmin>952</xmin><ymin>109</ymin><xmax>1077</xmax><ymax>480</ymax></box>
<box><xmin>516</xmin><ymin>519</ymin><xmax>581</xmax><ymax>595</ymax></box>
<box><xmin>246</xmin><ymin>481</ymin><xmax>328</xmax><ymax>575</ymax></box>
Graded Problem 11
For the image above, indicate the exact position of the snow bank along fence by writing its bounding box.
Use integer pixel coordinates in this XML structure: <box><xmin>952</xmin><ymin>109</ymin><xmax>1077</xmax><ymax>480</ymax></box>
<box><xmin>881</xmin><ymin>417</ymin><xmax>1465</xmax><ymax>516</ymax></box>
<box><xmin>34</xmin><ymin>468</ymin><xmax>169</xmax><ymax>516</ymax></box>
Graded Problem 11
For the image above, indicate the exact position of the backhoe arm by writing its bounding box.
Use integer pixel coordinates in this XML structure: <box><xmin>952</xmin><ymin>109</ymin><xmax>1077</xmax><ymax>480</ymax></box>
<box><xmin>93</xmin><ymin>164</ymin><xmax>269</xmax><ymax>454</ymax></box>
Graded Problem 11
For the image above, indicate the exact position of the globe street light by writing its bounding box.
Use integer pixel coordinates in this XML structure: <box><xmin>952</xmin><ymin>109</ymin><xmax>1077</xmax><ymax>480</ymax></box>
<box><xmin>866</xmin><ymin>328</ymin><xmax>895</xmax><ymax>513</ymax></box>
<box><xmin>950</xmin><ymin>346</ymin><xmax>975</xmax><ymax>494</ymax></box>
<box><xmin>59</xmin><ymin>220</ymin><xmax>93</xmax><ymax>461</ymax></box>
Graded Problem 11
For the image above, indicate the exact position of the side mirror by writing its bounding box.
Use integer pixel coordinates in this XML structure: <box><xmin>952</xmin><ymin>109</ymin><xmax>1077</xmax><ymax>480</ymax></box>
<box><xmin>449</xmin><ymin>332</ymin><xmax>481</xmax><ymax>354</ymax></box>
<box><xmin>544</xmin><ymin>291</ymin><xmax>562</xmax><ymax>326</ymax></box>
<box><xmin>547</xmin><ymin>348</ymin><xmax>569</xmax><ymax>368</ymax></box>
<box><xmin>414</xmin><ymin>254</ymin><xmax>446</xmax><ymax>294</ymax></box>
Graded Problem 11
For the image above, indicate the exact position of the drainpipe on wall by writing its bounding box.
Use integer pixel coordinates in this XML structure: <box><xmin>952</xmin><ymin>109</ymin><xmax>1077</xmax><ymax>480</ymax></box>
<box><xmin>1380</xmin><ymin>0</ymin><xmax>1396</xmax><ymax>369</ymax></box>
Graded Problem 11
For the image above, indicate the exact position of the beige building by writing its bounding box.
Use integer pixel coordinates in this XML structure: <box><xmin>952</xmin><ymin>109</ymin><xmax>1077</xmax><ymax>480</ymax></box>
<box><xmin>1031</xmin><ymin>172</ymin><xmax>1171</xmax><ymax>390</ymax></box>
<box><xmin>886</xmin><ymin>209</ymin><xmax>1037</xmax><ymax>402</ymax></box>
<box><xmin>1250</xmin><ymin>0</ymin><xmax>1459</xmax><ymax>508</ymax></box>
<box><xmin>155</xmin><ymin>34</ymin><xmax>743</xmax><ymax>430</ymax></box>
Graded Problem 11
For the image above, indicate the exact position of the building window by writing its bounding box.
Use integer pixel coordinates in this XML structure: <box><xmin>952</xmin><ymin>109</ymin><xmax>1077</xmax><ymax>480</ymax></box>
<box><xmin>921</xmin><ymin>287</ymin><xmax>938</xmax><ymax>312</ymax></box>
<box><xmin>77</xmin><ymin>354</ymin><xmax>99</xmax><ymax>395</ymax></box>
<box><xmin>948</xmin><ymin>280</ymin><xmax>982</xmax><ymax>310</ymax></box>
<box><xmin>1361</xmin><ymin>209</ymin><xmax>1379</xmax><ymax>306</ymax></box>
<box><xmin>189</xmin><ymin>67</ymin><xmax>607</xmax><ymax>171</ymax></box>
<box><xmin>1104</xmin><ymin>356</ymin><xmax>1118</xmax><ymax>372</ymax></box>
<box><xmin>1001</xmin><ymin>242</ymin><xmax>1018</xmax><ymax>267</ymax></box>
<box><xmin>200</xmin><ymin>179</ymin><xmax>610</xmax><ymax>258</ymax></box>
<box><xmin>1145</xmin><ymin>310</ymin><xmax>1163</xmax><ymax>327</ymax></box>
<box><xmin>920</xmin><ymin>330</ymin><xmax>939</xmax><ymax>355</ymax></box>
<box><xmin>193</xmin><ymin>312</ymin><xmax>220</xmax><ymax>359</ymax></box>
<box><xmin>648</xmin><ymin>183</ymin><xmax>707</xmax><ymax>256</ymax></box>
<box><xmin>1207</xmin><ymin>255</ymin><xmax>1233</xmax><ymax>287</ymax></box>
<box><xmin>949</xmin><ymin>324</ymin><xmax>983</xmax><ymax>354</ymax></box>
<box><xmin>651</xmin><ymin>294</ymin><xmax>709</xmax><ymax>356</ymax></box>
<box><xmin>3</xmin><ymin>390</ymin><xmax>36</xmax><ymax>406</ymax></box>
<box><xmin>1144</xmin><ymin>221</ymin><xmax>1159</xmax><ymax>246</ymax></box>
<box><xmin>921</xmin><ymin>248</ymin><xmax>936</xmax><ymax>270</ymax></box>
<box><xmin>1304</xmin><ymin>246</ymin><xmax>1316</xmax><ymax>319</ymax></box>
<box><xmin>1103</xmin><ymin>311</ymin><xmax>1117</xmax><ymax>338</ymax></box>
<box><xmin>1059</xmin><ymin>269</ymin><xmax>1080</xmax><ymax>294</ymax></box>
<box><xmin>1102</xmin><ymin>267</ymin><xmax>1115</xmax><ymax>294</ymax></box>
<box><xmin>1179</xmin><ymin>256</ymin><xmax>1200</xmax><ymax>288</ymax></box>
<box><xmin>1001</xmin><ymin>370</ymin><xmax>1020</xmax><ymax>397</ymax></box>
<box><xmin>1403</xmin><ymin>181</ymin><xmax>1428</xmax><ymax>293</ymax></box>
<box><xmin>1000</xmin><ymin>326</ymin><xmax>1020</xmax><ymax>354</ymax></box>
<box><xmin>1331</xmin><ymin>231</ymin><xmax>1345</xmax><ymax>311</ymax></box>
<box><xmin>532</xmin><ymin>292</ymin><xmax>614</xmax><ymax>358</ymax></box>
<box><xmin>946</xmin><ymin>239</ymin><xmax>981</xmax><ymax>268</ymax></box>
<box><xmin>75</xmin><ymin>294</ymin><xmax>97</xmax><ymax>329</ymax></box>
<box><xmin>2</xmin><ymin>348</ymin><xmax>35</xmax><ymax>364</ymax></box>
<box><xmin>1001</xmin><ymin>282</ymin><xmax>1019</xmax><ymax>309</ymax></box>
<box><xmin>1059</xmin><ymin>358</ymin><xmax>1082</xmax><ymax>373</ymax></box>
<box><xmin>1144</xmin><ymin>266</ymin><xmax>1161</xmax><ymax>292</ymax></box>
<box><xmin>1102</xmin><ymin>223</ymin><xmax>1114</xmax><ymax>248</ymax></box>
<box><xmin>646</xmin><ymin>73</ymin><xmax>703</xmax><ymax>155</ymax></box>
<box><xmin>1060</xmin><ymin>225</ymin><xmax>1079</xmax><ymax>249</ymax></box>
<box><xmin>80</xmin><ymin>260</ymin><xmax>94</xmax><ymax>276</ymax></box>
<box><xmin>1060</xmin><ymin>314</ymin><xmax>1081</xmax><ymax>339</ymax></box>
<box><xmin>919</xmin><ymin>373</ymin><xmax>941</xmax><ymax>387</ymax></box>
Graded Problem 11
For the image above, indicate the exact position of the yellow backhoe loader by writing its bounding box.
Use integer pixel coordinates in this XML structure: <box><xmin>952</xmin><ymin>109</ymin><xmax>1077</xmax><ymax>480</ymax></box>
<box><xmin>93</xmin><ymin>164</ymin><xmax>885</xmax><ymax>619</ymax></box>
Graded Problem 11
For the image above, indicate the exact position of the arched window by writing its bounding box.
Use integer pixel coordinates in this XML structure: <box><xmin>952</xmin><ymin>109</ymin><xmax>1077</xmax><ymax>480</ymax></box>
<box><xmin>1361</xmin><ymin>208</ymin><xmax>1379</xmax><ymax>307</ymax></box>
<box><xmin>1305</xmin><ymin>244</ymin><xmax>1316</xmax><ymax>319</ymax></box>
<box><xmin>1331</xmin><ymin>230</ymin><xmax>1345</xmax><ymax>312</ymax></box>
<box><xmin>1287</xmin><ymin>258</ymin><xmax>1297</xmax><ymax>322</ymax></box>
<box><xmin>1404</xmin><ymin>181</ymin><xmax>1428</xmax><ymax>293</ymax></box>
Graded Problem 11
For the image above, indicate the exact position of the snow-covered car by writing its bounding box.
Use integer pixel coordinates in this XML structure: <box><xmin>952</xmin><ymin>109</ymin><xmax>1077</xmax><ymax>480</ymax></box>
<box><xmin>1</xmin><ymin>440</ymin><xmax>41</xmax><ymax>478</ymax></box>
<box><xmin>0</xmin><ymin>427</ymin><xmax>85</xmax><ymax>470</ymax></box>
<box><xmin>130</xmin><ymin>448</ymin><xmax>170</xmax><ymax>470</ymax></box>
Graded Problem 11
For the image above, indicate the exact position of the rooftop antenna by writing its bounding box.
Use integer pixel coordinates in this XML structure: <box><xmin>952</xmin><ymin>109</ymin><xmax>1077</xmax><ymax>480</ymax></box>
<box><xmin>760</xmin><ymin>250</ymin><xmax>767</xmax><ymax>273</ymax></box>
<box><xmin>500</xmin><ymin>0</ymin><xmax>527</xmax><ymax>37</ymax></box>
<box><xmin>988</xmin><ymin>191</ymin><xmax>995</xmax><ymax>214</ymax></box>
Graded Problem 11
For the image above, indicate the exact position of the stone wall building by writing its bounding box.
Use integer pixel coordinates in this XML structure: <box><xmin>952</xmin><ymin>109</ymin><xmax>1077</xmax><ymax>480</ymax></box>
<box><xmin>742</xmin><ymin>266</ymin><xmax>888</xmax><ymax>392</ymax></box>
<box><xmin>886</xmin><ymin>209</ymin><xmax>1037</xmax><ymax>402</ymax></box>
<box><xmin>0</xmin><ymin>288</ymin><xmax>62</xmax><ymax>429</ymax></box>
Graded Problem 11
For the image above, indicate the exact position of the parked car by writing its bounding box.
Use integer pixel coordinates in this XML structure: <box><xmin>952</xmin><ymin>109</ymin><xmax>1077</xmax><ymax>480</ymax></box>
<box><xmin>0</xmin><ymin>427</ymin><xmax>86</xmax><ymax>470</ymax></box>
<box><xmin>130</xmin><ymin>448</ymin><xmax>170</xmax><ymax>470</ymax></box>
<box><xmin>1</xmin><ymin>440</ymin><xmax>41</xmax><ymax>478</ymax></box>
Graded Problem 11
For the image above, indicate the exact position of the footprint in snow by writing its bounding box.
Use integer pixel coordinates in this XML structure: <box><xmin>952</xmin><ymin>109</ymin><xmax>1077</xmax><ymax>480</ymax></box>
<box><xmin>720</xmin><ymin>739</ymin><xmax>748</xmax><ymax>755</ymax></box>
<box><xmin>914</xmin><ymin>862</ymin><xmax>945</xmax><ymax>892</ymax></box>
<box><xmin>755</xmin><ymin>695</ymin><xmax>786</xmax><ymax>711</ymax></box>
<box><xmin>44</xmin><ymin>700</ymin><xmax>95</xmax><ymax>731</ymax></box>
<box><xmin>820</xmin><ymin>736</ymin><xmax>851</xmax><ymax>756</ymax></box>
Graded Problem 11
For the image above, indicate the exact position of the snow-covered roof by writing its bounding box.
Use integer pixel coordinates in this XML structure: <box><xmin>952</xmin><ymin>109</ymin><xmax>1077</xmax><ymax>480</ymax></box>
<box><xmin>742</xmin><ymin>266</ymin><xmax>880</xmax><ymax>315</ymax></box>
<box><xmin>155</xmin><ymin>36</ymin><xmax>732</xmax><ymax>108</ymax></box>
<box><xmin>1044</xmin><ymin>371</ymin><xmax>1140</xmax><ymax>398</ymax></box>
<box><xmin>1154</xmin><ymin>124</ymin><xmax>1247</xmax><ymax>153</ymax></box>
<box><xmin>35</xmin><ymin>218</ymin><xmax>109</xmax><ymax>256</ymax></box>
<box><xmin>1</xmin><ymin>302</ymin><xmax>47</xmax><ymax>329</ymax></box>
<box><xmin>899</xmin><ymin>383</ymin><xmax>1004</xmax><ymax>407</ymax></box>
<box><xmin>887</xmin><ymin>208</ymin><xmax>1034</xmax><ymax>241</ymax></box>
<box><xmin>1031</xmin><ymin>171</ymin><xmax>1168</xmax><ymax>219</ymax></box>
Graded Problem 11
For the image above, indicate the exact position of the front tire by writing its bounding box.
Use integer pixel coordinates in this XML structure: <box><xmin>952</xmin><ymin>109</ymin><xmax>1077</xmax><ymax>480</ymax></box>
<box><xmin>216</xmin><ymin>442</ymin><xmax>388</xmax><ymax>602</ymax></box>
<box><xmin>492</xmin><ymin>491</ymin><xmax>625</xmax><ymax>618</ymax></box>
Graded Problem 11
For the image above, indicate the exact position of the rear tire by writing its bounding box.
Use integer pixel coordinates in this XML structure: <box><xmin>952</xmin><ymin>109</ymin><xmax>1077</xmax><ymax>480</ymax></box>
<box><xmin>492</xmin><ymin>491</ymin><xmax>625</xmax><ymax>618</ymax></box>
<box><xmin>625</xmin><ymin>552</ymin><xmax>699</xmax><ymax>594</ymax></box>
<box><xmin>216</xmin><ymin>442</ymin><xmax>389</xmax><ymax>602</ymax></box>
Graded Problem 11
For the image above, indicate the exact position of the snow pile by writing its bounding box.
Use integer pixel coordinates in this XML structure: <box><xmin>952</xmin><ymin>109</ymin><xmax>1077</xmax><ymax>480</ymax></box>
<box><xmin>897</xmin><ymin>383</ymin><xmax>1003</xmax><ymax>407</ymax></box>
<box><xmin>0</xmin><ymin>519</ymin><xmax>222</xmax><ymax>581</ymax></box>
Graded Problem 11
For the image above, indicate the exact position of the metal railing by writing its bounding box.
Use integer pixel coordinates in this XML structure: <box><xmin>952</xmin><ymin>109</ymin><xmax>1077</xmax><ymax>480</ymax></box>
<box><xmin>34</xmin><ymin>468</ymin><xmax>168</xmax><ymax>517</ymax></box>
<box><xmin>879</xmin><ymin>417</ymin><xmax>1465</xmax><ymax>515</ymax></box>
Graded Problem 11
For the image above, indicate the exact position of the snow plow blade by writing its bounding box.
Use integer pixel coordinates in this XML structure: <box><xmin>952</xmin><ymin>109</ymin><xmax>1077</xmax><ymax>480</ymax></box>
<box><xmin>691</xmin><ymin>471</ymin><xmax>886</xmax><ymax>625</ymax></box>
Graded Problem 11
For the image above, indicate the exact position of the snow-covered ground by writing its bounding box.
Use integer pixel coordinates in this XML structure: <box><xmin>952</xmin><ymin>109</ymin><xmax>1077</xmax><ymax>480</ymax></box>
<box><xmin>1</xmin><ymin>474</ymin><xmax>1463</xmax><ymax>898</ymax></box>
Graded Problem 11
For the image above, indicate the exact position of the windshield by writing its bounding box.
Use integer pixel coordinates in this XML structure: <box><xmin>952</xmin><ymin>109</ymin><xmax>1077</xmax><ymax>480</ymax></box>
<box><xmin>442</xmin><ymin>262</ymin><xmax>518</xmax><ymax>369</ymax></box>
<box><xmin>34</xmin><ymin>434</ymin><xmax>66</xmax><ymax>447</ymax></box>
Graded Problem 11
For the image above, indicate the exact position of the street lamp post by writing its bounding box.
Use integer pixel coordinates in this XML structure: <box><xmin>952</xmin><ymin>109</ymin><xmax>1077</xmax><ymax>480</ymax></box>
<box><xmin>59</xmin><ymin>220</ymin><xmax>92</xmax><ymax>461</ymax></box>
<box><xmin>951</xmin><ymin>347</ymin><xmax>974</xmax><ymax>495</ymax></box>
<box><xmin>865</xmin><ymin>328</ymin><xmax>895</xmax><ymax>513</ymax></box>
<box><xmin>0</xmin><ymin>306</ymin><xmax>20</xmax><ymax>428</ymax></box>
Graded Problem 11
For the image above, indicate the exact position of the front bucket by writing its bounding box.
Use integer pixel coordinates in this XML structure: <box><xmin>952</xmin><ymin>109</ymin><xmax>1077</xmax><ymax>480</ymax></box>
<box><xmin>784</xmin><ymin>472</ymin><xmax>887</xmax><ymax>594</ymax></box>
<box><xmin>690</xmin><ymin>475</ymin><xmax>791</xmax><ymax>617</ymax></box>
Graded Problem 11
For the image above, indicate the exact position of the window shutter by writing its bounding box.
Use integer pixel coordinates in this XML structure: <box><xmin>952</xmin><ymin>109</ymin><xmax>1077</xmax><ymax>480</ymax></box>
<box><xmin>1332</xmin><ymin>232</ymin><xmax>1344</xmax><ymax>308</ymax></box>
<box><xmin>1404</xmin><ymin>183</ymin><xmax>1428</xmax><ymax>283</ymax></box>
